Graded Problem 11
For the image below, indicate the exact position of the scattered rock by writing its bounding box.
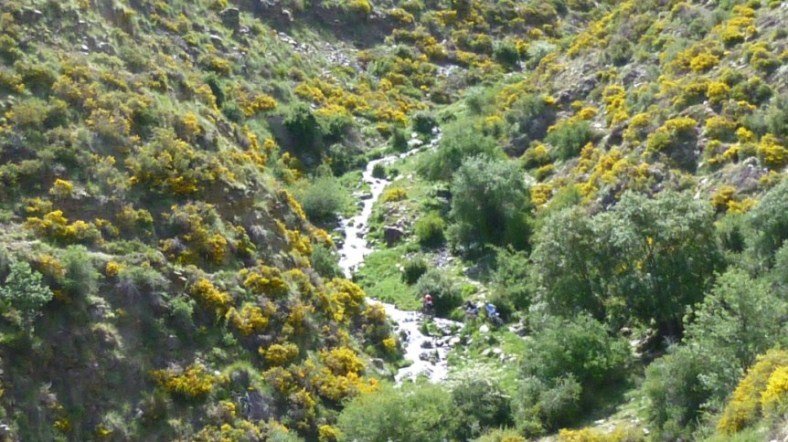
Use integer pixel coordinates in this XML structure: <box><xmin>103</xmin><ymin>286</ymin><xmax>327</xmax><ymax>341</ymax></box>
<box><xmin>383</xmin><ymin>226</ymin><xmax>405</xmax><ymax>246</ymax></box>
<box><xmin>220</xmin><ymin>8</ymin><xmax>241</xmax><ymax>30</ymax></box>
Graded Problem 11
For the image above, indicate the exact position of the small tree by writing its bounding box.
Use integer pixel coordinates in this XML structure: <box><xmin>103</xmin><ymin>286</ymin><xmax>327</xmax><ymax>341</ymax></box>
<box><xmin>448</xmin><ymin>157</ymin><xmax>532</xmax><ymax>252</ymax></box>
<box><xmin>0</xmin><ymin>260</ymin><xmax>53</xmax><ymax>328</ymax></box>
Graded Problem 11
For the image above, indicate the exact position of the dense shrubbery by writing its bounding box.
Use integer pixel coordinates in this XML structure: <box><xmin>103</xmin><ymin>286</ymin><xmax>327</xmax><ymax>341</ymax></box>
<box><xmin>516</xmin><ymin>314</ymin><xmax>630</xmax><ymax>436</ymax></box>
<box><xmin>414</xmin><ymin>212</ymin><xmax>446</xmax><ymax>247</ymax></box>
<box><xmin>448</xmin><ymin>157</ymin><xmax>532</xmax><ymax>252</ymax></box>
<box><xmin>414</xmin><ymin>269</ymin><xmax>462</xmax><ymax>316</ymax></box>
<box><xmin>417</xmin><ymin>123</ymin><xmax>500</xmax><ymax>181</ymax></box>
<box><xmin>531</xmin><ymin>191</ymin><xmax>721</xmax><ymax>335</ymax></box>
<box><xmin>296</xmin><ymin>174</ymin><xmax>351</xmax><ymax>223</ymax></box>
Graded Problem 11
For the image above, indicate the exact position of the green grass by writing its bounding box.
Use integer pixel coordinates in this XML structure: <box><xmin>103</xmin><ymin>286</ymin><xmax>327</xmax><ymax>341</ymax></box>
<box><xmin>355</xmin><ymin>244</ymin><xmax>420</xmax><ymax>310</ymax></box>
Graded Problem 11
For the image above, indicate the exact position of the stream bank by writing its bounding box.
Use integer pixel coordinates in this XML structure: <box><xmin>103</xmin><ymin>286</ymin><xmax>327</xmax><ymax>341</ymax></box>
<box><xmin>335</xmin><ymin>131</ymin><xmax>463</xmax><ymax>383</ymax></box>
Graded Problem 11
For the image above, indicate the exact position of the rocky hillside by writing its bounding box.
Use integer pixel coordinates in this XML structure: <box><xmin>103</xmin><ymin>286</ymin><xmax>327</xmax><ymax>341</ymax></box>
<box><xmin>0</xmin><ymin>0</ymin><xmax>785</xmax><ymax>440</ymax></box>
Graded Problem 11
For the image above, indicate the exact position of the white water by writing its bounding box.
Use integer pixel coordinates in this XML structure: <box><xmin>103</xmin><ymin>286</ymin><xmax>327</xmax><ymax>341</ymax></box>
<box><xmin>336</xmin><ymin>131</ymin><xmax>462</xmax><ymax>383</ymax></box>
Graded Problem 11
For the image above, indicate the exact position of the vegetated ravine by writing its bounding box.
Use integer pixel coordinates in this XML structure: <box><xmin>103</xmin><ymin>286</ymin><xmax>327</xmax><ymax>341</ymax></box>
<box><xmin>336</xmin><ymin>131</ymin><xmax>462</xmax><ymax>383</ymax></box>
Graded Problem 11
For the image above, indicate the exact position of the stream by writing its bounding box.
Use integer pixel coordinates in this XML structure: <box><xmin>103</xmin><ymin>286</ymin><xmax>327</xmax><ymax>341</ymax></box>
<box><xmin>336</xmin><ymin>131</ymin><xmax>463</xmax><ymax>383</ymax></box>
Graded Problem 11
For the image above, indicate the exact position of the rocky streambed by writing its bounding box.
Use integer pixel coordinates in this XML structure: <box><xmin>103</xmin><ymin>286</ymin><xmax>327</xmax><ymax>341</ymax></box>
<box><xmin>336</xmin><ymin>131</ymin><xmax>463</xmax><ymax>383</ymax></box>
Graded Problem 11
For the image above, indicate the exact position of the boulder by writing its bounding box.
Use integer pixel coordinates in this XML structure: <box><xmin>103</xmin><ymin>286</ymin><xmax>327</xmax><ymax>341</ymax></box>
<box><xmin>384</xmin><ymin>226</ymin><xmax>405</xmax><ymax>246</ymax></box>
<box><xmin>220</xmin><ymin>8</ymin><xmax>241</xmax><ymax>30</ymax></box>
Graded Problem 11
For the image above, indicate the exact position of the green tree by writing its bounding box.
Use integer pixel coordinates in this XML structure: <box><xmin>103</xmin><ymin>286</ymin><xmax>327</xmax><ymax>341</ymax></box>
<box><xmin>643</xmin><ymin>268</ymin><xmax>786</xmax><ymax>437</ymax></box>
<box><xmin>448</xmin><ymin>157</ymin><xmax>532</xmax><ymax>252</ymax></box>
<box><xmin>0</xmin><ymin>260</ymin><xmax>53</xmax><ymax>328</ymax></box>
<box><xmin>643</xmin><ymin>346</ymin><xmax>709</xmax><ymax>441</ymax></box>
<box><xmin>516</xmin><ymin>314</ymin><xmax>629</xmax><ymax>435</ymax></box>
<box><xmin>417</xmin><ymin>122</ymin><xmax>500</xmax><ymax>181</ymax></box>
<box><xmin>683</xmin><ymin>268</ymin><xmax>787</xmax><ymax>409</ymax></box>
<box><xmin>531</xmin><ymin>191</ymin><xmax>722</xmax><ymax>335</ymax></box>
<box><xmin>746</xmin><ymin>178</ymin><xmax>787</xmax><ymax>270</ymax></box>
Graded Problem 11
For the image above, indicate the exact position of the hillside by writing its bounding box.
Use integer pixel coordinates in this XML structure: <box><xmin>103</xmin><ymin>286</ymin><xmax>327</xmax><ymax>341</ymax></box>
<box><xmin>0</xmin><ymin>0</ymin><xmax>786</xmax><ymax>441</ymax></box>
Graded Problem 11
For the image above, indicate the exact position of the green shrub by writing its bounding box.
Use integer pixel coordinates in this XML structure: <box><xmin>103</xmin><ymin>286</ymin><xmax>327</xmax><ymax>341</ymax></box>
<box><xmin>284</xmin><ymin>103</ymin><xmax>322</xmax><ymax>152</ymax></box>
<box><xmin>448</xmin><ymin>157</ymin><xmax>532</xmax><ymax>252</ymax></box>
<box><xmin>0</xmin><ymin>259</ymin><xmax>53</xmax><ymax>328</ymax></box>
<box><xmin>311</xmin><ymin>244</ymin><xmax>342</xmax><ymax>279</ymax></box>
<box><xmin>414</xmin><ymin>269</ymin><xmax>462</xmax><ymax>316</ymax></box>
<box><xmin>516</xmin><ymin>314</ymin><xmax>630</xmax><ymax>435</ymax></box>
<box><xmin>643</xmin><ymin>347</ymin><xmax>709</xmax><ymax>440</ymax></box>
<box><xmin>372</xmin><ymin>163</ymin><xmax>386</xmax><ymax>179</ymax></box>
<box><xmin>546</xmin><ymin>120</ymin><xmax>594</xmax><ymax>161</ymax></box>
<box><xmin>390</xmin><ymin>127</ymin><xmax>409</xmax><ymax>152</ymax></box>
<box><xmin>414</xmin><ymin>212</ymin><xmax>446</xmax><ymax>247</ymax></box>
<box><xmin>402</xmin><ymin>256</ymin><xmax>427</xmax><ymax>284</ymax></box>
<box><xmin>417</xmin><ymin>122</ymin><xmax>500</xmax><ymax>181</ymax></box>
<box><xmin>451</xmin><ymin>378</ymin><xmax>513</xmax><ymax>440</ymax></box>
<box><xmin>746</xmin><ymin>178</ymin><xmax>787</xmax><ymax>269</ymax></box>
<box><xmin>492</xmin><ymin>248</ymin><xmax>532</xmax><ymax>310</ymax></box>
<box><xmin>296</xmin><ymin>175</ymin><xmax>350</xmax><ymax>222</ymax></box>
<box><xmin>493</xmin><ymin>40</ymin><xmax>520</xmax><ymax>69</ymax></box>
<box><xmin>411</xmin><ymin>111</ymin><xmax>437</xmax><ymax>135</ymax></box>
<box><xmin>505</xmin><ymin>93</ymin><xmax>555</xmax><ymax>147</ymax></box>
<box><xmin>61</xmin><ymin>246</ymin><xmax>99</xmax><ymax>298</ymax></box>
<box><xmin>337</xmin><ymin>383</ymin><xmax>456</xmax><ymax>441</ymax></box>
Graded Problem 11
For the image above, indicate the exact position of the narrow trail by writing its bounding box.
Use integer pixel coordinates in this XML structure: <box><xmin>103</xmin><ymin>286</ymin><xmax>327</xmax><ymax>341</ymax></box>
<box><xmin>336</xmin><ymin>131</ymin><xmax>463</xmax><ymax>383</ymax></box>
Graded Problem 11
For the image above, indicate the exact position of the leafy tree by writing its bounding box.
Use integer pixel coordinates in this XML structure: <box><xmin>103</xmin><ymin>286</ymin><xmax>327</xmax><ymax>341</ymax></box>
<box><xmin>337</xmin><ymin>383</ymin><xmax>456</xmax><ymax>442</ymax></box>
<box><xmin>516</xmin><ymin>314</ymin><xmax>630</xmax><ymax>435</ymax></box>
<box><xmin>746</xmin><ymin>178</ymin><xmax>787</xmax><ymax>270</ymax></box>
<box><xmin>683</xmin><ymin>268</ymin><xmax>787</xmax><ymax>409</ymax></box>
<box><xmin>644</xmin><ymin>268</ymin><xmax>786</xmax><ymax>437</ymax></box>
<box><xmin>522</xmin><ymin>314</ymin><xmax>630</xmax><ymax>389</ymax></box>
<box><xmin>643</xmin><ymin>347</ymin><xmax>710</xmax><ymax>441</ymax></box>
<box><xmin>448</xmin><ymin>157</ymin><xmax>532</xmax><ymax>252</ymax></box>
<box><xmin>530</xmin><ymin>207</ymin><xmax>608</xmax><ymax>319</ymax></box>
<box><xmin>0</xmin><ymin>260</ymin><xmax>53</xmax><ymax>328</ymax></box>
<box><xmin>417</xmin><ymin>122</ymin><xmax>500</xmax><ymax>181</ymax></box>
<box><xmin>531</xmin><ymin>191</ymin><xmax>722</xmax><ymax>335</ymax></box>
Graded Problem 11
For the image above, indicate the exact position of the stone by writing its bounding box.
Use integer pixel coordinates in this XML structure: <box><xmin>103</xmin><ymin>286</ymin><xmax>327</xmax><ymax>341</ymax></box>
<box><xmin>383</xmin><ymin>226</ymin><xmax>405</xmax><ymax>246</ymax></box>
<box><xmin>370</xmin><ymin>358</ymin><xmax>386</xmax><ymax>370</ymax></box>
<box><xmin>220</xmin><ymin>8</ymin><xmax>241</xmax><ymax>30</ymax></box>
<box><xmin>479</xmin><ymin>324</ymin><xmax>490</xmax><ymax>334</ymax></box>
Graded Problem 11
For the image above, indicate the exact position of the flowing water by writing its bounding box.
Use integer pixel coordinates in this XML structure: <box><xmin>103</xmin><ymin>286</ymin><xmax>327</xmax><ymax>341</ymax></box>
<box><xmin>336</xmin><ymin>132</ymin><xmax>462</xmax><ymax>383</ymax></box>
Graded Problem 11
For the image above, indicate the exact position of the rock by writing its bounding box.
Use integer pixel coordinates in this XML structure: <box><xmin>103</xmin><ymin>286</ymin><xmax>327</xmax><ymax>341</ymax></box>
<box><xmin>383</xmin><ymin>226</ymin><xmax>405</xmax><ymax>246</ymax></box>
<box><xmin>420</xmin><ymin>340</ymin><xmax>434</xmax><ymax>349</ymax></box>
<box><xmin>492</xmin><ymin>348</ymin><xmax>502</xmax><ymax>355</ymax></box>
<box><xmin>370</xmin><ymin>358</ymin><xmax>386</xmax><ymax>370</ymax></box>
<box><xmin>479</xmin><ymin>324</ymin><xmax>490</xmax><ymax>334</ymax></box>
<box><xmin>220</xmin><ymin>8</ymin><xmax>241</xmax><ymax>30</ymax></box>
<box><xmin>18</xmin><ymin>7</ymin><xmax>43</xmax><ymax>24</ymax></box>
<box><xmin>448</xmin><ymin>337</ymin><xmax>461</xmax><ymax>347</ymax></box>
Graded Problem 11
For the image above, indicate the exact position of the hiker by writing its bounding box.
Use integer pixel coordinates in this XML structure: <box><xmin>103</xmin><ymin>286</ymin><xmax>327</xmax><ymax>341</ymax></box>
<box><xmin>464</xmin><ymin>301</ymin><xmax>479</xmax><ymax>320</ymax></box>
<box><xmin>485</xmin><ymin>302</ymin><xmax>503</xmax><ymax>327</ymax></box>
<box><xmin>422</xmin><ymin>293</ymin><xmax>434</xmax><ymax>316</ymax></box>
